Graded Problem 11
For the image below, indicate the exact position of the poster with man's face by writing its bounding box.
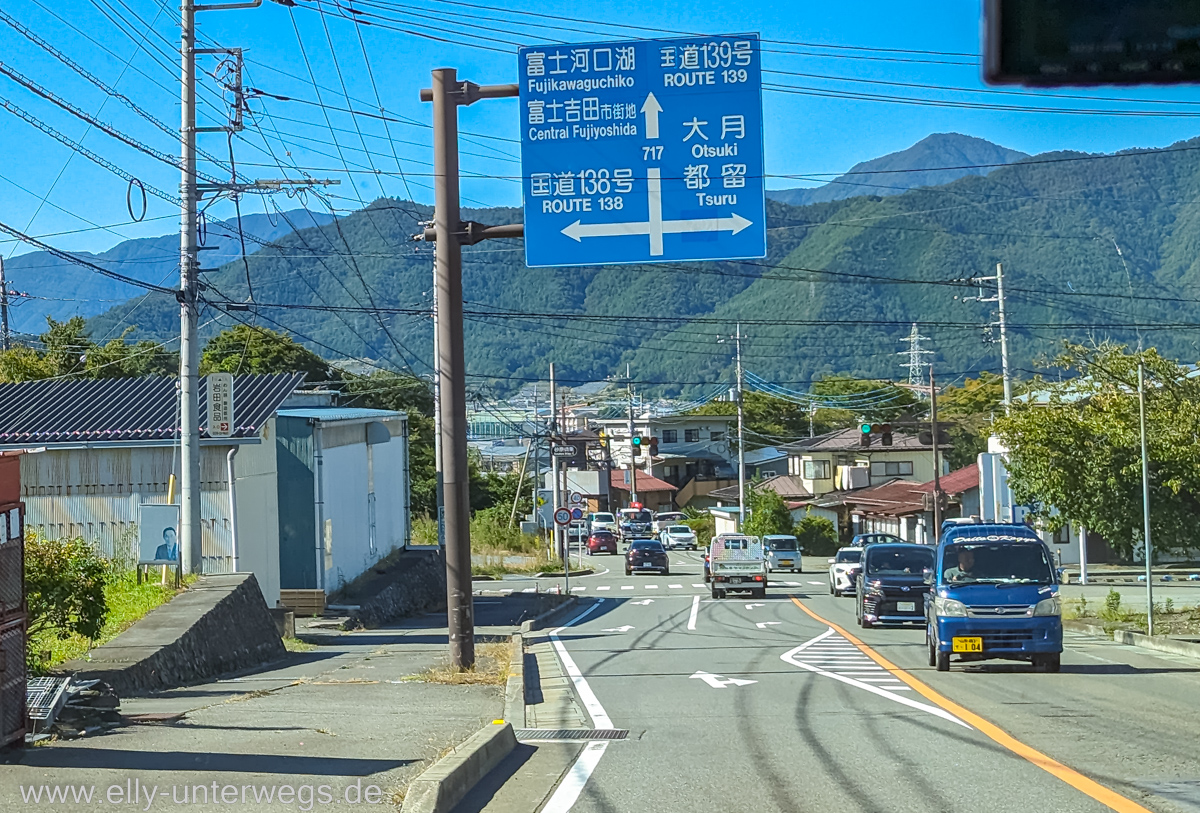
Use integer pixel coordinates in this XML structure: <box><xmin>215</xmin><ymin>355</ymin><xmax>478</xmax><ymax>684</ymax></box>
<box><xmin>139</xmin><ymin>504</ymin><xmax>181</xmax><ymax>564</ymax></box>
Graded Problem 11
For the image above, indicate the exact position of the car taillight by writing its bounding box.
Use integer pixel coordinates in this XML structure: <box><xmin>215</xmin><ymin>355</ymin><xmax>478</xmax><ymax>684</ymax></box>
<box><xmin>754</xmin><ymin>575</ymin><xmax>763</xmax><ymax>581</ymax></box>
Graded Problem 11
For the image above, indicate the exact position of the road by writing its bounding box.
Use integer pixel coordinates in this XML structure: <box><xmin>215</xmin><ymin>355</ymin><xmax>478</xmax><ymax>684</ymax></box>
<box><xmin>478</xmin><ymin>551</ymin><xmax>1200</xmax><ymax>813</ymax></box>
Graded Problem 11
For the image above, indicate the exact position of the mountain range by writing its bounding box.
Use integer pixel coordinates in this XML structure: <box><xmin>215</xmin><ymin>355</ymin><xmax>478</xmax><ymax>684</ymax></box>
<box><xmin>15</xmin><ymin>132</ymin><xmax>1200</xmax><ymax>394</ymax></box>
<box><xmin>4</xmin><ymin>208</ymin><xmax>333</xmax><ymax>335</ymax></box>
<box><xmin>767</xmin><ymin>133</ymin><xmax>1029</xmax><ymax>207</ymax></box>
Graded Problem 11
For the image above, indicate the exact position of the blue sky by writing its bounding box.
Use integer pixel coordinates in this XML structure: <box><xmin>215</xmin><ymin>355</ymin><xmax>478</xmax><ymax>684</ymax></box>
<box><xmin>4</xmin><ymin>0</ymin><xmax>1200</xmax><ymax>256</ymax></box>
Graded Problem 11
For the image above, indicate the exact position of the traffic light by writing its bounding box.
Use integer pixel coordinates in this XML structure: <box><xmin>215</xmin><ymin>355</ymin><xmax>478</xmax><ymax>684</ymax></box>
<box><xmin>859</xmin><ymin>423</ymin><xmax>893</xmax><ymax>447</ymax></box>
<box><xmin>918</xmin><ymin>428</ymin><xmax>951</xmax><ymax>446</ymax></box>
<box><xmin>631</xmin><ymin>436</ymin><xmax>642</xmax><ymax>457</ymax></box>
<box><xmin>648</xmin><ymin>436</ymin><xmax>659</xmax><ymax>456</ymax></box>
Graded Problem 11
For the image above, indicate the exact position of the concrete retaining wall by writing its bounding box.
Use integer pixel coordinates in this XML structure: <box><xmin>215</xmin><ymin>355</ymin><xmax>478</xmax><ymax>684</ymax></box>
<box><xmin>343</xmin><ymin>549</ymin><xmax>447</xmax><ymax>629</ymax></box>
<box><xmin>56</xmin><ymin>573</ymin><xmax>286</xmax><ymax>696</ymax></box>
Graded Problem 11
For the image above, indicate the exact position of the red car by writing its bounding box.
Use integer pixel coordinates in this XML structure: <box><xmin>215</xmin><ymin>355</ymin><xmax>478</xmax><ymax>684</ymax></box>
<box><xmin>587</xmin><ymin>531</ymin><xmax>618</xmax><ymax>555</ymax></box>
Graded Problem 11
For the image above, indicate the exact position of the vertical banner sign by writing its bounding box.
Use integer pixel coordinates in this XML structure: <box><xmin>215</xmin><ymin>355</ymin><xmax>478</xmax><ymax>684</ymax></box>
<box><xmin>206</xmin><ymin>372</ymin><xmax>235</xmax><ymax>438</ymax></box>
<box><xmin>519</xmin><ymin>35</ymin><xmax>765</xmax><ymax>267</ymax></box>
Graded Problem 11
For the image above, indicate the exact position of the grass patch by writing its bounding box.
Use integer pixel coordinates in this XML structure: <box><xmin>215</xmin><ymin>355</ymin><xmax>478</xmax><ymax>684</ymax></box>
<box><xmin>283</xmin><ymin>637</ymin><xmax>318</xmax><ymax>652</ymax></box>
<box><xmin>414</xmin><ymin>515</ymin><xmax>558</xmax><ymax>576</ymax></box>
<box><xmin>29</xmin><ymin>569</ymin><xmax>193</xmax><ymax>674</ymax></box>
<box><xmin>471</xmin><ymin>550</ymin><xmax>555</xmax><ymax>578</ymax></box>
<box><xmin>1066</xmin><ymin>589</ymin><xmax>1200</xmax><ymax>636</ymax></box>
<box><xmin>409</xmin><ymin>640</ymin><xmax>512</xmax><ymax>686</ymax></box>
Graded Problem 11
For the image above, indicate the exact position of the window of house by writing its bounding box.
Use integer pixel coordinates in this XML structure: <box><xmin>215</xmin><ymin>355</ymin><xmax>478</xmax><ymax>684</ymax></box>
<box><xmin>661</xmin><ymin>429</ymin><xmax>678</xmax><ymax>444</ymax></box>
<box><xmin>760</xmin><ymin>470</ymin><xmax>776</xmax><ymax>477</ymax></box>
<box><xmin>803</xmin><ymin>459</ymin><xmax>831</xmax><ymax>480</ymax></box>
<box><xmin>710</xmin><ymin>430</ymin><xmax>725</xmax><ymax>441</ymax></box>
<box><xmin>870</xmin><ymin>461</ymin><xmax>914</xmax><ymax>477</ymax></box>
<box><xmin>684</xmin><ymin>428</ymin><xmax>700</xmax><ymax>442</ymax></box>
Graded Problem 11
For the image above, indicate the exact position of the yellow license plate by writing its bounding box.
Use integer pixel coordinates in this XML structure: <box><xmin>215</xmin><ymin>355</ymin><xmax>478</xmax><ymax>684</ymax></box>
<box><xmin>952</xmin><ymin>637</ymin><xmax>983</xmax><ymax>653</ymax></box>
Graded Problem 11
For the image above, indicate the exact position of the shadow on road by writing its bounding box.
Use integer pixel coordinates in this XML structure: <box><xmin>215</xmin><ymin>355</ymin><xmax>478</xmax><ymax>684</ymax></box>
<box><xmin>15</xmin><ymin>749</ymin><xmax>416</xmax><ymax>776</ymax></box>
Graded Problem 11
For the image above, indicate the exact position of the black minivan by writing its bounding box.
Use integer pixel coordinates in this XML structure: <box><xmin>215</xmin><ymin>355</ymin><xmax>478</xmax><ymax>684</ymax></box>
<box><xmin>855</xmin><ymin>543</ymin><xmax>934</xmax><ymax>628</ymax></box>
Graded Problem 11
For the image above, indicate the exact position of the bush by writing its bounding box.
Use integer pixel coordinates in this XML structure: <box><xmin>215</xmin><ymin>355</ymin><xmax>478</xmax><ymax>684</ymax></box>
<box><xmin>683</xmin><ymin>515</ymin><xmax>714</xmax><ymax>548</ymax></box>
<box><xmin>25</xmin><ymin>535</ymin><xmax>109</xmax><ymax>642</ymax></box>
<box><xmin>744</xmin><ymin>489</ymin><xmax>793</xmax><ymax>538</ymax></box>
<box><xmin>794</xmin><ymin>511</ymin><xmax>838</xmax><ymax>557</ymax></box>
<box><xmin>471</xmin><ymin>506</ymin><xmax>540</xmax><ymax>554</ymax></box>
<box><xmin>1102</xmin><ymin>588</ymin><xmax>1122</xmax><ymax>620</ymax></box>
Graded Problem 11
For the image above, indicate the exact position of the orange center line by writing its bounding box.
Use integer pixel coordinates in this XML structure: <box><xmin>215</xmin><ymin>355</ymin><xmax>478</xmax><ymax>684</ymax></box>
<box><xmin>789</xmin><ymin>596</ymin><xmax>1154</xmax><ymax>813</ymax></box>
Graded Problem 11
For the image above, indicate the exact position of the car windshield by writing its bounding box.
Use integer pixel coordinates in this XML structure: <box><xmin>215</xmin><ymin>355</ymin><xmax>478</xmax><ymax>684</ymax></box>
<box><xmin>593</xmin><ymin>513</ymin><xmax>614</xmax><ymax>523</ymax></box>
<box><xmin>866</xmin><ymin>546</ymin><xmax>933</xmax><ymax>576</ymax></box>
<box><xmin>621</xmin><ymin>510</ymin><xmax>653</xmax><ymax>522</ymax></box>
<box><xmin>657</xmin><ymin>513</ymin><xmax>685</xmax><ymax>522</ymax></box>
<box><xmin>768</xmin><ymin>537</ymin><xmax>798</xmax><ymax>551</ymax></box>
<box><xmin>835</xmin><ymin>549</ymin><xmax>862</xmax><ymax>563</ymax></box>
<box><xmin>668</xmin><ymin>525</ymin><xmax>692</xmax><ymax>534</ymax></box>
<box><xmin>591</xmin><ymin>531</ymin><xmax>613</xmax><ymax>538</ymax></box>
<box><xmin>942</xmin><ymin>543</ymin><xmax>1055</xmax><ymax>585</ymax></box>
<box><xmin>630</xmin><ymin>541</ymin><xmax>663</xmax><ymax>551</ymax></box>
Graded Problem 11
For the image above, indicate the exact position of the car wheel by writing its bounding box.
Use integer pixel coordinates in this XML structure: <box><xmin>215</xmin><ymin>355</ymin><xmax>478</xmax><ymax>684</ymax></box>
<box><xmin>935</xmin><ymin>650</ymin><xmax>950</xmax><ymax>672</ymax></box>
<box><xmin>1035</xmin><ymin>654</ymin><xmax>1061</xmax><ymax>673</ymax></box>
<box><xmin>757</xmin><ymin>587</ymin><xmax>767</xmax><ymax>599</ymax></box>
<box><xmin>926</xmin><ymin>627</ymin><xmax>938</xmax><ymax>667</ymax></box>
<box><xmin>625</xmin><ymin>567</ymin><xmax>631</xmax><ymax>576</ymax></box>
<box><xmin>664</xmin><ymin>568</ymin><xmax>670</xmax><ymax>576</ymax></box>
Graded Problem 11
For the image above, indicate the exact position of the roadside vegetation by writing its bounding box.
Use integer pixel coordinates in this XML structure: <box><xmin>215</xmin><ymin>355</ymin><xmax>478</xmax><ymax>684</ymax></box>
<box><xmin>415</xmin><ymin>505</ymin><xmax>555</xmax><ymax>577</ymax></box>
<box><xmin>25</xmin><ymin>534</ymin><xmax>191</xmax><ymax>673</ymax></box>
<box><xmin>1065</xmin><ymin>589</ymin><xmax>1200</xmax><ymax>636</ymax></box>
<box><xmin>407</xmin><ymin>639</ymin><xmax>511</xmax><ymax>685</ymax></box>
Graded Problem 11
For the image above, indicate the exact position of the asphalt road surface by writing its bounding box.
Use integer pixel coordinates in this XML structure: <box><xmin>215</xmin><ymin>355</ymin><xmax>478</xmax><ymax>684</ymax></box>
<box><xmin>486</xmin><ymin>550</ymin><xmax>1200</xmax><ymax>813</ymax></box>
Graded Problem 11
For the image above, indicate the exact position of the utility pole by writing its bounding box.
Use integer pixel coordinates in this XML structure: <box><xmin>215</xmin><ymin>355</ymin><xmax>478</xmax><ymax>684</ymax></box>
<box><xmin>0</xmin><ymin>256</ymin><xmax>9</xmax><ymax>351</ymax></box>
<box><xmin>627</xmin><ymin>382</ymin><xmax>639</xmax><ymax>505</ymax></box>
<box><xmin>179</xmin><ymin>0</ymin><xmax>201</xmax><ymax>576</ymax></box>
<box><xmin>432</xmin><ymin>243</ymin><xmax>445</xmax><ymax>549</ymax></box>
<box><xmin>735</xmin><ymin>323</ymin><xmax>746</xmax><ymax>532</ymax></box>
<box><xmin>930</xmin><ymin>365</ymin><xmax>943</xmax><ymax>544</ymax></box>
<box><xmin>550</xmin><ymin>363</ymin><xmax>561</xmax><ymax>561</ymax></box>
<box><xmin>961</xmin><ymin>262</ymin><xmax>1012</xmax><ymax>412</ymax></box>
<box><xmin>1138</xmin><ymin>360</ymin><xmax>1154</xmax><ymax>635</ymax></box>
<box><xmin>418</xmin><ymin>68</ymin><xmax>521</xmax><ymax>668</ymax></box>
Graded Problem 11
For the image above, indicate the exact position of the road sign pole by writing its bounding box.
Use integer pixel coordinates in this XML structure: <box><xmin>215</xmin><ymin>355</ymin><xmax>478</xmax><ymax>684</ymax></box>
<box><xmin>420</xmin><ymin>70</ymin><xmax>520</xmax><ymax>671</ymax></box>
<box><xmin>930</xmin><ymin>365</ymin><xmax>943</xmax><ymax>544</ymax></box>
<box><xmin>550</xmin><ymin>362</ymin><xmax>561</xmax><ymax>562</ymax></box>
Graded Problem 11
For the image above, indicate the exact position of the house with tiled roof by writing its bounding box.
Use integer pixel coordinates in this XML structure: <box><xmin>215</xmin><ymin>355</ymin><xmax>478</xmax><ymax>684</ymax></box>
<box><xmin>778</xmin><ymin>427</ymin><xmax>949</xmax><ymax>500</ymax></box>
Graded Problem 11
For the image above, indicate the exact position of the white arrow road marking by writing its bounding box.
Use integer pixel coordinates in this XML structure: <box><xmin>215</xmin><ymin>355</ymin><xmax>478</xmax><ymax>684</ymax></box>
<box><xmin>745</xmin><ymin>603</ymin><xmax>765</xmax><ymax>610</ymax></box>
<box><xmin>781</xmin><ymin>628</ymin><xmax>969</xmax><ymax>728</ymax></box>
<box><xmin>687</xmin><ymin>594</ymin><xmax>700</xmax><ymax>631</ymax></box>
<box><xmin>631</xmin><ymin>599</ymin><xmax>654</xmax><ymax>605</ymax></box>
<box><xmin>602</xmin><ymin>625</ymin><xmax>635</xmax><ymax>633</ymax></box>
<box><xmin>756</xmin><ymin>621</ymin><xmax>781</xmax><ymax>628</ymax></box>
<box><xmin>690</xmin><ymin>670</ymin><xmax>757</xmax><ymax>689</ymax></box>
<box><xmin>641</xmin><ymin>92</ymin><xmax>662</xmax><ymax>139</ymax></box>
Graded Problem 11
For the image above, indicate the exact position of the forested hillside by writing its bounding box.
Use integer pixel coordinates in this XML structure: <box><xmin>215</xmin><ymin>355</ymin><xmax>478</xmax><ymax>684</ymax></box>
<box><xmin>89</xmin><ymin>137</ymin><xmax>1200</xmax><ymax>394</ymax></box>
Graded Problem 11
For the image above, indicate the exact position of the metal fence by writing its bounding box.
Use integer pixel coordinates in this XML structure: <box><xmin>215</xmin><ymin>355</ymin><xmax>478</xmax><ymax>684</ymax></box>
<box><xmin>0</xmin><ymin>501</ymin><xmax>25</xmax><ymax>749</ymax></box>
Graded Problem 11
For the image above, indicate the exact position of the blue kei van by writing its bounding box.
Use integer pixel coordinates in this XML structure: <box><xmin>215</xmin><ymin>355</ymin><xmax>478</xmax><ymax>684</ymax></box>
<box><xmin>925</xmin><ymin>522</ymin><xmax>1063</xmax><ymax>673</ymax></box>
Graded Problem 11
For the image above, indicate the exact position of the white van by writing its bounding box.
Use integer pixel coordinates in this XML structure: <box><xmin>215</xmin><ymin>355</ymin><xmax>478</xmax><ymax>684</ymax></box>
<box><xmin>763</xmin><ymin>534</ymin><xmax>802</xmax><ymax>573</ymax></box>
<box><xmin>654</xmin><ymin>511</ymin><xmax>687</xmax><ymax>532</ymax></box>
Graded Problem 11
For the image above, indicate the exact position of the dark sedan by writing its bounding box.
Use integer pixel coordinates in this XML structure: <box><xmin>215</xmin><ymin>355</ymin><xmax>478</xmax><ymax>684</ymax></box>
<box><xmin>625</xmin><ymin>539</ymin><xmax>670</xmax><ymax>576</ymax></box>
<box><xmin>856</xmin><ymin>543</ymin><xmax>934</xmax><ymax>628</ymax></box>
<box><xmin>587</xmin><ymin>531</ymin><xmax>618</xmax><ymax>555</ymax></box>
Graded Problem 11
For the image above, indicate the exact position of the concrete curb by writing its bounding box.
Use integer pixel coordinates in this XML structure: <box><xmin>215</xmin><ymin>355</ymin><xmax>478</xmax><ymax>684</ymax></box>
<box><xmin>503</xmin><ymin>633</ymin><xmax>525</xmax><ymax>728</ymax></box>
<box><xmin>521</xmin><ymin>595</ymin><xmax>579</xmax><ymax>635</ymax></box>
<box><xmin>1113</xmin><ymin>629</ymin><xmax>1200</xmax><ymax>660</ymax></box>
<box><xmin>533</xmin><ymin>568</ymin><xmax>595</xmax><ymax>578</ymax></box>
<box><xmin>400</xmin><ymin>721</ymin><xmax>518</xmax><ymax>813</ymax></box>
<box><xmin>1063</xmin><ymin>619</ymin><xmax>1110</xmax><ymax>638</ymax></box>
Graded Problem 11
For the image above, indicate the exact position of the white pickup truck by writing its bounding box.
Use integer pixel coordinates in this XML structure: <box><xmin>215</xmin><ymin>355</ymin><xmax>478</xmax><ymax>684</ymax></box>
<box><xmin>709</xmin><ymin>535</ymin><xmax>767</xmax><ymax>599</ymax></box>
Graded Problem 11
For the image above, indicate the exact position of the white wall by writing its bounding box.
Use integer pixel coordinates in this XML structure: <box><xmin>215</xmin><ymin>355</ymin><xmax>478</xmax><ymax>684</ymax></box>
<box><xmin>232</xmin><ymin>421</ymin><xmax>281</xmax><ymax>607</ymax></box>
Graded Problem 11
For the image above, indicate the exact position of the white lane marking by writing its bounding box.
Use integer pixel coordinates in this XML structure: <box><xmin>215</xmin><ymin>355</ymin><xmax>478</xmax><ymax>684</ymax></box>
<box><xmin>669</xmin><ymin>584</ymin><xmax>683</xmax><ymax>589</ymax></box>
<box><xmin>784</xmin><ymin>581</ymin><xmax>801</xmax><ymax>586</ymax></box>
<box><xmin>690</xmin><ymin>670</ymin><xmax>757</xmax><ymax>688</ymax></box>
<box><xmin>808</xmin><ymin>581</ymin><xmax>825</xmax><ymax>586</ymax></box>
<box><xmin>646</xmin><ymin>584</ymin><xmax>660</xmax><ymax>589</ymax></box>
<box><xmin>597</xmin><ymin>586</ymin><xmax>611</xmax><ymax>591</ymax></box>
<box><xmin>756</xmin><ymin>621</ymin><xmax>782</xmax><ymax>628</ymax></box>
<box><xmin>548</xmin><ymin>602</ymin><xmax>613</xmax><ymax>729</ymax></box>
<box><xmin>687</xmin><ymin>595</ymin><xmax>700</xmax><ymax>631</ymax></box>
<box><xmin>631</xmin><ymin>599</ymin><xmax>654</xmax><ymax>605</ymax></box>
<box><xmin>781</xmin><ymin>628</ymin><xmax>970</xmax><ymax>729</ymax></box>
<box><xmin>745</xmin><ymin>603</ymin><xmax>765</xmax><ymax>609</ymax></box>
<box><xmin>621</xmin><ymin>585</ymin><xmax>634</xmax><ymax>590</ymax></box>
<box><xmin>602</xmin><ymin>625</ymin><xmax>634</xmax><ymax>633</ymax></box>
<box><xmin>692</xmin><ymin>583</ymin><xmax>706</xmax><ymax>588</ymax></box>
<box><xmin>541</xmin><ymin>741</ymin><xmax>609</xmax><ymax>813</ymax></box>
<box><xmin>571</xmin><ymin>586</ymin><xmax>586</xmax><ymax>592</ymax></box>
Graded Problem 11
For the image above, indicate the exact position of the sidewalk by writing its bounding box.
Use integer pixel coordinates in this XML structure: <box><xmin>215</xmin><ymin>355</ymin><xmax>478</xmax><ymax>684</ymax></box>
<box><xmin>3</xmin><ymin>596</ymin><xmax>551</xmax><ymax>812</ymax></box>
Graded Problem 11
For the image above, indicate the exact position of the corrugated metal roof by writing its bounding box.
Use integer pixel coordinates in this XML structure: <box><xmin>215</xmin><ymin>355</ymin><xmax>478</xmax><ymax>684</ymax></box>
<box><xmin>0</xmin><ymin>373</ymin><xmax>304</xmax><ymax>445</ymax></box>
<box><xmin>276</xmin><ymin>407</ymin><xmax>403</xmax><ymax>422</ymax></box>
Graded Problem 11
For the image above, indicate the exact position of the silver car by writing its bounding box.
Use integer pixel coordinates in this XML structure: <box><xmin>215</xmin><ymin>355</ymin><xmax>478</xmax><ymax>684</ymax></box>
<box><xmin>828</xmin><ymin>546</ymin><xmax>864</xmax><ymax>597</ymax></box>
<box><xmin>659</xmin><ymin>525</ymin><xmax>698</xmax><ymax>550</ymax></box>
<box><xmin>763</xmin><ymin>534</ymin><xmax>802</xmax><ymax>572</ymax></box>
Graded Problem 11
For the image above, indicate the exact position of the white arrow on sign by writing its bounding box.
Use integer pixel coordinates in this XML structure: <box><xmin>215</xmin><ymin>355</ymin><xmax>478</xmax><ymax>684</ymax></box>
<box><xmin>756</xmin><ymin>621</ymin><xmax>781</xmax><ymax>629</ymax></box>
<box><xmin>630</xmin><ymin>599</ymin><xmax>654</xmax><ymax>606</ymax></box>
<box><xmin>745</xmin><ymin>603</ymin><xmax>765</xmax><ymax>610</ymax></box>
<box><xmin>640</xmin><ymin>92</ymin><xmax>662</xmax><ymax>139</ymax></box>
<box><xmin>603</xmin><ymin>625</ymin><xmax>635</xmax><ymax>633</ymax></box>
<box><xmin>690</xmin><ymin>670</ymin><xmax>757</xmax><ymax>689</ymax></box>
<box><xmin>562</xmin><ymin>213</ymin><xmax>753</xmax><ymax>243</ymax></box>
<box><xmin>560</xmin><ymin>168</ymin><xmax>752</xmax><ymax>257</ymax></box>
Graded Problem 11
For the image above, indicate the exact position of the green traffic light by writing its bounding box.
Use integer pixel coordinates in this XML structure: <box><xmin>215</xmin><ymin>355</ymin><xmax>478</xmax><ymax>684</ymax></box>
<box><xmin>860</xmin><ymin>423</ymin><xmax>872</xmax><ymax>434</ymax></box>
<box><xmin>632</xmin><ymin>436</ymin><xmax>642</xmax><ymax>446</ymax></box>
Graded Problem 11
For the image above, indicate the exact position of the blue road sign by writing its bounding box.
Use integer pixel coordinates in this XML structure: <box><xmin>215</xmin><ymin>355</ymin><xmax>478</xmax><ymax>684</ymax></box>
<box><xmin>519</xmin><ymin>35</ymin><xmax>765</xmax><ymax>268</ymax></box>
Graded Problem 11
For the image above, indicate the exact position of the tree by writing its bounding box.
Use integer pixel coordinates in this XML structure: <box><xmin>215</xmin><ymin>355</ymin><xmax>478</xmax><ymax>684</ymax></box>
<box><xmin>996</xmin><ymin>343</ymin><xmax>1200</xmax><ymax>558</ymax></box>
<box><xmin>939</xmin><ymin>372</ymin><xmax>1006</xmax><ymax>470</ymax></box>
<box><xmin>200</xmin><ymin>324</ymin><xmax>331</xmax><ymax>378</ymax></box>
<box><xmin>0</xmin><ymin>317</ymin><xmax>174</xmax><ymax>382</ymax></box>
<box><xmin>794</xmin><ymin>510</ymin><xmax>838</xmax><ymax>556</ymax></box>
<box><xmin>743</xmin><ymin>488</ymin><xmax>794</xmax><ymax>538</ymax></box>
<box><xmin>25</xmin><ymin>535</ymin><xmax>109</xmax><ymax>642</ymax></box>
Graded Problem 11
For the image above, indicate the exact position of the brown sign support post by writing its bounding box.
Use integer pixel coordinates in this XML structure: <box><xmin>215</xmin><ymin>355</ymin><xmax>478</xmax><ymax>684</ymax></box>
<box><xmin>420</xmin><ymin>69</ymin><xmax>521</xmax><ymax>670</ymax></box>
